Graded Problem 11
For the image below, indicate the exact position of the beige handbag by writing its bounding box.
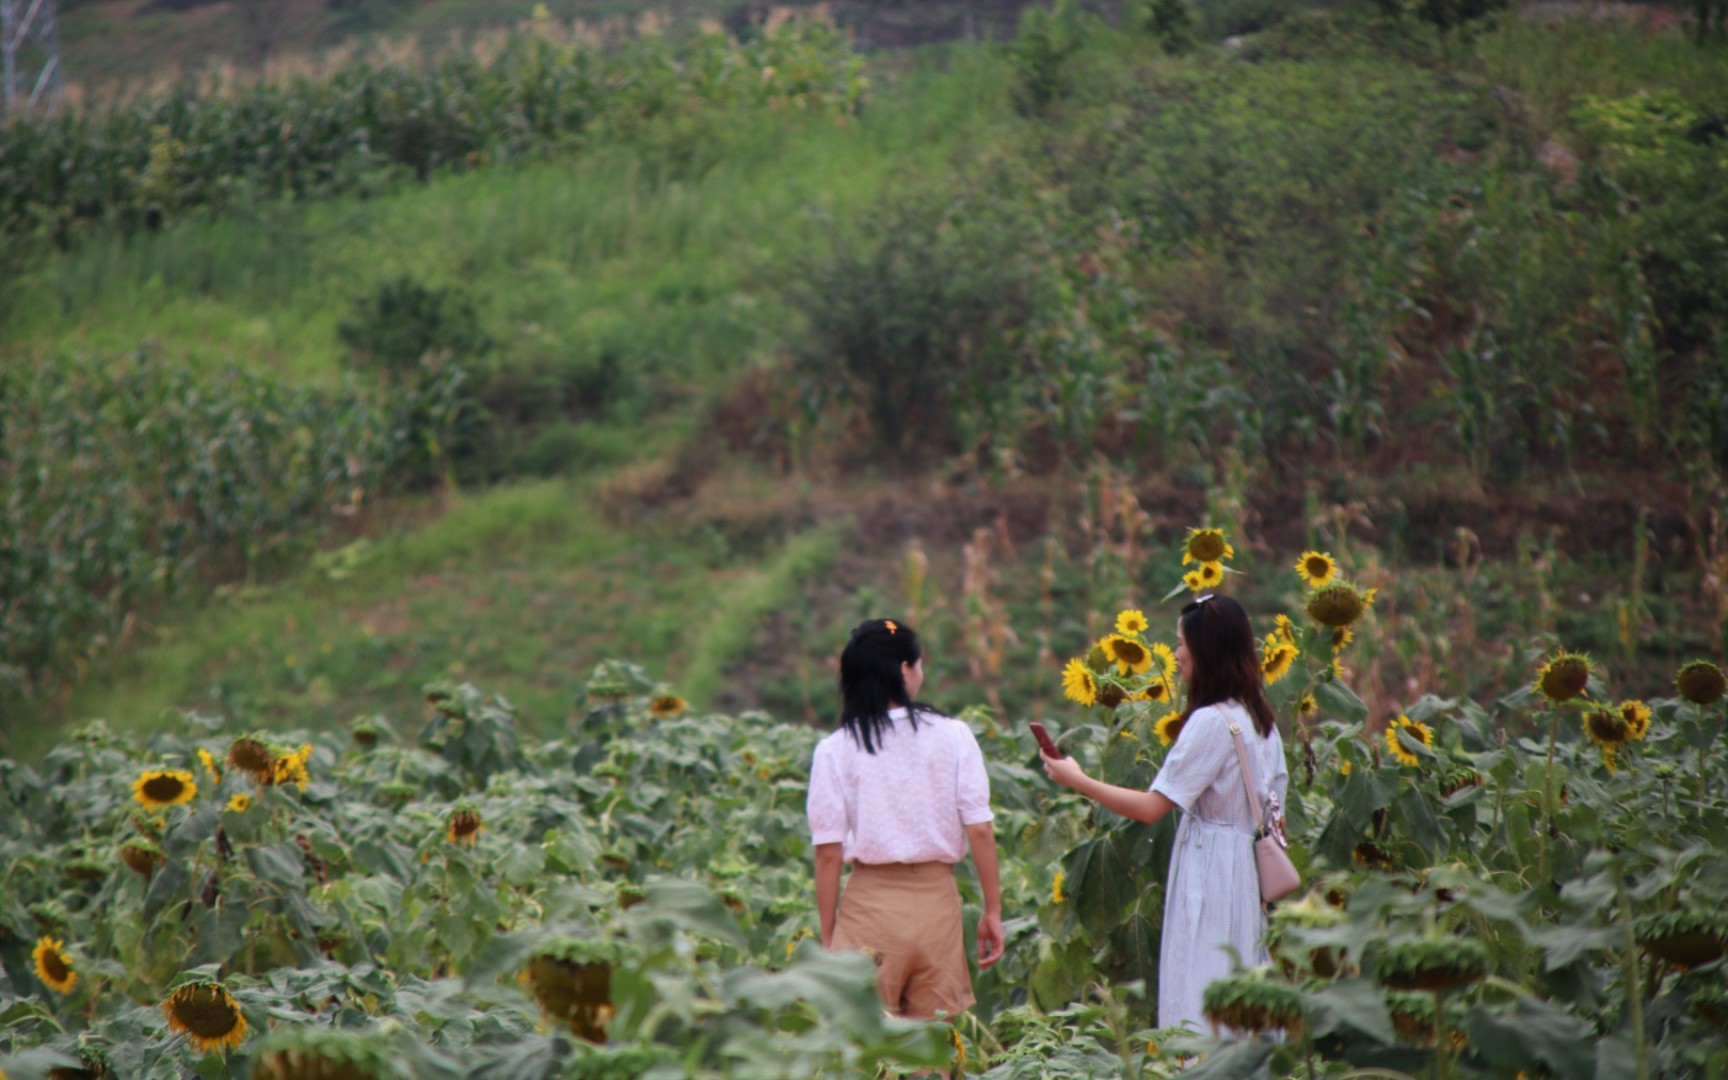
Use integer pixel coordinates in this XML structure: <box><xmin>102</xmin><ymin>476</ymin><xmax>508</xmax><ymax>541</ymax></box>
<box><xmin>1230</xmin><ymin>722</ymin><xmax>1300</xmax><ymax>903</ymax></box>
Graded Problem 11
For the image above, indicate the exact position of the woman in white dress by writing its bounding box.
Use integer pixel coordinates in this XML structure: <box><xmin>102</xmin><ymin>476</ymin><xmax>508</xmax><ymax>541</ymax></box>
<box><xmin>1040</xmin><ymin>593</ymin><xmax>1288</xmax><ymax>1032</ymax></box>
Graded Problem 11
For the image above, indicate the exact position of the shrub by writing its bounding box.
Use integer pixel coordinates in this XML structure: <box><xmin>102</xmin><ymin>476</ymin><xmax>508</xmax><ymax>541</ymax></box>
<box><xmin>1009</xmin><ymin>0</ymin><xmax>1087</xmax><ymax>116</ymax></box>
<box><xmin>338</xmin><ymin>276</ymin><xmax>491</xmax><ymax>375</ymax></box>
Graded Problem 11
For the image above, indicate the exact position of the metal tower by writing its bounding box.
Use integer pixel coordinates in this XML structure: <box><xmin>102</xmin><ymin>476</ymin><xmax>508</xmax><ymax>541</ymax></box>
<box><xmin>2</xmin><ymin>0</ymin><xmax>64</xmax><ymax>117</ymax></box>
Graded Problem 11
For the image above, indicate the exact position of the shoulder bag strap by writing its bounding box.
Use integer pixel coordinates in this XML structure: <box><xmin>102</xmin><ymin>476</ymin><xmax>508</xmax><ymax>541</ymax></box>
<box><xmin>1227</xmin><ymin>721</ymin><xmax>1265</xmax><ymax>839</ymax></box>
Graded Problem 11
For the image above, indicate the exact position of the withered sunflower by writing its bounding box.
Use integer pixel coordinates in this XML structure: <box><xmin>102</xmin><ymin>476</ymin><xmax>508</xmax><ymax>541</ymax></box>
<box><xmin>32</xmin><ymin>935</ymin><xmax>77</xmax><ymax>994</ymax></box>
<box><xmin>120</xmin><ymin>839</ymin><xmax>166</xmax><ymax>876</ymax></box>
<box><xmin>447</xmin><ymin>807</ymin><xmax>483</xmax><ymax>845</ymax></box>
<box><xmin>1183</xmin><ymin>527</ymin><xmax>1234</xmax><ymax>566</ymax></box>
<box><xmin>226</xmin><ymin>736</ymin><xmax>274</xmax><ymax>783</ymax></box>
<box><xmin>1061</xmin><ymin>658</ymin><xmax>1097</xmax><ymax>707</ymax></box>
<box><xmin>1675</xmin><ymin>659</ymin><xmax>1726</xmax><ymax>706</ymax></box>
<box><xmin>132</xmin><ymin>769</ymin><xmax>197</xmax><ymax>810</ymax></box>
<box><xmin>164</xmin><ymin>982</ymin><xmax>249</xmax><ymax>1053</ymax></box>
<box><xmin>1306</xmin><ymin>584</ymin><xmax>1368</xmax><ymax>628</ymax></box>
<box><xmin>1534</xmin><ymin>652</ymin><xmax>1592</xmax><ymax>704</ymax></box>
<box><xmin>1294</xmin><ymin>551</ymin><xmax>1339</xmax><ymax>589</ymax></box>
<box><xmin>648</xmin><ymin>694</ymin><xmax>687</xmax><ymax>718</ymax></box>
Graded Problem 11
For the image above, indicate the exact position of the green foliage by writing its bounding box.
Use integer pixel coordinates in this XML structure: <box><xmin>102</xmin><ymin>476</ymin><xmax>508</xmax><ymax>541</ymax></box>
<box><xmin>1009</xmin><ymin>0</ymin><xmax>1087</xmax><ymax>116</ymax></box>
<box><xmin>784</xmin><ymin>185</ymin><xmax>1051</xmax><ymax>463</ymax></box>
<box><xmin>1135</xmin><ymin>0</ymin><xmax>1197</xmax><ymax>55</ymax></box>
<box><xmin>338</xmin><ymin>275</ymin><xmax>490</xmax><ymax>374</ymax></box>
<box><xmin>0</xmin><ymin>18</ymin><xmax>866</xmax><ymax>251</ymax></box>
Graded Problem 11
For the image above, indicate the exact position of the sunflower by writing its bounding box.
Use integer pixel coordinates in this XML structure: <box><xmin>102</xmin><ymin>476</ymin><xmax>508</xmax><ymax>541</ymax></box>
<box><xmin>164</xmin><ymin>982</ymin><xmax>249</xmax><ymax>1053</ymax></box>
<box><xmin>1097</xmin><ymin>681</ymin><xmax>1128</xmax><ymax>709</ymax></box>
<box><xmin>1154</xmin><ymin>711</ymin><xmax>1185</xmax><ymax>747</ymax></box>
<box><xmin>226</xmin><ymin>793</ymin><xmax>252</xmax><ymax>814</ymax></box>
<box><xmin>1583</xmin><ymin>707</ymin><xmax>1632</xmax><ymax>749</ymax></box>
<box><xmin>120</xmin><ymin>838</ymin><xmax>166</xmax><ymax>876</ymax></box>
<box><xmin>1116</xmin><ymin>609</ymin><xmax>1150</xmax><ymax>635</ymax></box>
<box><xmin>1294</xmin><ymin>551</ymin><xmax>1338</xmax><ymax>589</ymax></box>
<box><xmin>1150</xmin><ymin>642</ymin><xmax>1178</xmax><ymax>682</ymax></box>
<box><xmin>1534</xmin><ymin>652</ymin><xmax>1592</xmax><ymax>704</ymax></box>
<box><xmin>1196</xmin><ymin>561</ymin><xmax>1225</xmax><ymax>588</ymax></box>
<box><xmin>1297</xmin><ymin>695</ymin><xmax>1318</xmax><ymax>718</ymax></box>
<box><xmin>1102</xmin><ymin>634</ymin><xmax>1154</xmax><ymax>676</ymax></box>
<box><xmin>1306</xmin><ymin>583</ymin><xmax>1368</xmax><ymax>628</ymax></box>
<box><xmin>1273</xmin><ymin>614</ymin><xmax>1297</xmax><ymax>645</ymax></box>
<box><xmin>132</xmin><ymin>769</ymin><xmax>197</xmax><ymax>810</ymax></box>
<box><xmin>197</xmin><ymin>748</ymin><xmax>221</xmax><ymax>782</ymax></box>
<box><xmin>1183</xmin><ymin>568</ymin><xmax>1206</xmax><ymax>592</ymax></box>
<box><xmin>448</xmin><ymin>806</ymin><xmax>483</xmax><ymax>845</ymax></box>
<box><xmin>1261</xmin><ymin>639</ymin><xmax>1299</xmax><ymax>685</ymax></box>
<box><xmin>1619</xmin><ymin>700</ymin><xmax>1652</xmax><ymax>741</ymax></box>
<box><xmin>1061</xmin><ymin>657</ymin><xmax>1097</xmax><ymax>707</ymax></box>
<box><xmin>1051</xmin><ymin>871</ymin><xmax>1066</xmax><ymax>905</ymax></box>
<box><xmin>1136</xmin><ymin>678</ymin><xmax>1173</xmax><ymax>705</ymax></box>
<box><xmin>1675</xmin><ymin>659</ymin><xmax>1727</xmax><ymax>706</ymax></box>
<box><xmin>32</xmin><ymin>935</ymin><xmax>76</xmax><ymax>994</ymax></box>
<box><xmin>1183</xmin><ymin>527</ymin><xmax>1234</xmax><ymax>565</ymax></box>
<box><xmin>1384</xmin><ymin>715</ymin><xmax>1433</xmax><ymax>767</ymax></box>
<box><xmin>648</xmin><ymin>694</ymin><xmax>687</xmax><ymax>718</ymax></box>
<box><xmin>226</xmin><ymin>736</ymin><xmax>274</xmax><ymax>783</ymax></box>
<box><xmin>1332</xmin><ymin>626</ymin><xmax>1354</xmax><ymax>653</ymax></box>
<box><xmin>271</xmin><ymin>745</ymin><xmax>312</xmax><ymax>791</ymax></box>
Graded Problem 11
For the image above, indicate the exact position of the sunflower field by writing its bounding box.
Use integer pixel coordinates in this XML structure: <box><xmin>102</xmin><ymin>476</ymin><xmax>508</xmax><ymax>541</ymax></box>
<box><xmin>2</xmin><ymin>527</ymin><xmax>1726</xmax><ymax>1078</ymax></box>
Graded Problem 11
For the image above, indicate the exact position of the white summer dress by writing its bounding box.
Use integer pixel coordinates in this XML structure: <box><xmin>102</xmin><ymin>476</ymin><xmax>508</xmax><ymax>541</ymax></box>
<box><xmin>1148</xmin><ymin>701</ymin><xmax>1289</xmax><ymax>1032</ymax></box>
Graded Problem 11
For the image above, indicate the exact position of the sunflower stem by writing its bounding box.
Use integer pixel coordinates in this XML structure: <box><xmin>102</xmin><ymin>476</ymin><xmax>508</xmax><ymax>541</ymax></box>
<box><xmin>1697</xmin><ymin>703</ymin><xmax>1708</xmax><ymax>813</ymax></box>
<box><xmin>1538</xmin><ymin>710</ymin><xmax>1559</xmax><ymax>886</ymax></box>
<box><xmin>1612</xmin><ymin>864</ymin><xmax>1650</xmax><ymax>1080</ymax></box>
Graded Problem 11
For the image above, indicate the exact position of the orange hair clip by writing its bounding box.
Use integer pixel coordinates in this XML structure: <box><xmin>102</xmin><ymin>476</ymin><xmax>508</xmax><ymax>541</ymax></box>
<box><xmin>885</xmin><ymin>620</ymin><xmax>898</xmax><ymax>635</ymax></box>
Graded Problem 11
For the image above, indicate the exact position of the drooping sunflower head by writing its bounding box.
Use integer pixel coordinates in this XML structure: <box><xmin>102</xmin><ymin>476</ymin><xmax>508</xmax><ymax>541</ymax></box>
<box><xmin>1102</xmin><ymin>635</ymin><xmax>1153</xmax><ymax>676</ymax></box>
<box><xmin>447</xmin><ymin>804</ymin><xmax>483</xmax><ymax>845</ymax></box>
<box><xmin>226</xmin><ymin>736</ymin><xmax>275</xmax><ymax>783</ymax></box>
<box><xmin>1273</xmin><ymin>613</ymin><xmax>1297</xmax><ymax>645</ymax></box>
<box><xmin>648</xmin><ymin>694</ymin><xmax>688</xmax><ymax>719</ymax></box>
<box><xmin>1183</xmin><ymin>527</ymin><xmax>1233</xmax><ymax>566</ymax></box>
<box><xmin>120</xmin><ymin>838</ymin><xmax>166</xmax><ymax>876</ymax></box>
<box><xmin>1115</xmin><ymin>609</ymin><xmax>1150</xmax><ymax>636</ymax></box>
<box><xmin>350</xmin><ymin>715</ymin><xmax>389</xmax><ymax>749</ymax></box>
<box><xmin>524</xmin><ymin>939</ymin><xmax>619</xmax><ymax>1042</ymax></box>
<box><xmin>32</xmin><ymin>935</ymin><xmax>77</xmax><ymax>994</ymax></box>
<box><xmin>1097</xmin><ymin>681</ymin><xmax>1128</xmax><ymax>709</ymax></box>
<box><xmin>1061</xmin><ymin>657</ymin><xmax>1097</xmax><ymax>708</ymax></box>
<box><xmin>1154</xmin><ymin>711</ymin><xmax>1185</xmax><ymax>747</ymax></box>
<box><xmin>1083</xmin><ymin>643</ymin><xmax>1112</xmax><ymax>674</ymax></box>
<box><xmin>1583</xmin><ymin>706</ymin><xmax>1631</xmax><ymax>748</ymax></box>
<box><xmin>164</xmin><ymin>981</ymin><xmax>249</xmax><ymax>1053</ymax></box>
<box><xmin>1534</xmin><ymin>652</ymin><xmax>1593</xmax><ymax>704</ymax></box>
<box><xmin>1384</xmin><ymin>715</ymin><xmax>1433</xmax><ymax>767</ymax></box>
<box><xmin>1619</xmin><ymin>700</ymin><xmax>1653</xmax><ymax>741</ymax></box>
<box><xmin>1294</xmin><ymin>551</ymin><xmax>1338</xmax><ymax>589</ymax></box>
<box><xmin>1261</xmin><ymin>639</ymin><xmax>1299</xmax><ymax>685</ymax></box>
<box><xmin>1306</xmin><ymin>584</ymin><xmax>1368</xmax><ymax>628</ymax></box>
<box><xmin>132</xmin><ymin>769</ymin><xmax>197</xmax><ymax>810</ymax></box>
<box><xmin>1675</xmin><ymin>659</ymin><xmax>1727</xmax><ymax>706</ymax></box>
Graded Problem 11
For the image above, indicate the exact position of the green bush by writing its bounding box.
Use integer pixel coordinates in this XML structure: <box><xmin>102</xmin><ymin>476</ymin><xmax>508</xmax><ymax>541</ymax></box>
<box><xmin>338</xmin><ymin>275</ymin><xmax>490</xmax><ymax>374</ymax></box>
<box><xmin>1009</xmin><ymin>0</ymin><xmax>1087</xmax><ymax>116</ymax></box>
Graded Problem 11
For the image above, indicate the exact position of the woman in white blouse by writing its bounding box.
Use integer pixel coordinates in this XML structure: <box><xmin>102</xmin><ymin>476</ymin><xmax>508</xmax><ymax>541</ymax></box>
<box><xmin>806</xmin><ymin>618</ymin><xmax>1006</xmax><ymax>1019</ymax></box>
<box><xmin>1040</xmin><ymin>594</ymin><xmax>1288</xmax><ymax>1032</ymax></box>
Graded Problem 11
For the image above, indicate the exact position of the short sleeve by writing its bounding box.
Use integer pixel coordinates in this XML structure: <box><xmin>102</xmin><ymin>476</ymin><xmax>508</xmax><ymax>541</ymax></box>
<box><xmin>954</xmin><ymin>725</ymin><xmax>994</xmax><ymax>826</ymax></box>
<box><xmin>1272</xmin><ymin>734</ymin><xmax>1290</xmax><ymax>806</ymax></box>
<box><xmin>806</xmin><ymin>740</ymin><xmax>848</xmax><ymax>845</ymax></box>
<box><xmin>1150</xmin><ymin>706</ymin><xmax>1235</xmax><ymax>813</ymax></box>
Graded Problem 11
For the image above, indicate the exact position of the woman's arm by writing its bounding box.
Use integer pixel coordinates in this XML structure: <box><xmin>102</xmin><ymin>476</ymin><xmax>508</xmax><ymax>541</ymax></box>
<box><xmin>965</xmin><ymin>822</ymin><xmax>1006</xmax><ymax>969</ymax></box>
<box><xmin>814</xmin><ymin>843</ymin><xmax>844</xmax><ymax>948</ymax></box>
<box><xmin>1042</xmin><ymin>751</ymin><xmax>1176</xmax><ymax>824</ymax></box>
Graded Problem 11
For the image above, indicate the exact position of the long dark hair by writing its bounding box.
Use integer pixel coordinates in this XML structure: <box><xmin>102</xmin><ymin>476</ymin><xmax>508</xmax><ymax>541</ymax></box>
<box><xmin>1178</xmin><ymin>594</ymin><xmax>1276</xmax><ymax>738</ymax></box>
<box><xmin>838</xmin><ymin>617</ymin><xmax>928</xmax><ymax>754</ymax></box>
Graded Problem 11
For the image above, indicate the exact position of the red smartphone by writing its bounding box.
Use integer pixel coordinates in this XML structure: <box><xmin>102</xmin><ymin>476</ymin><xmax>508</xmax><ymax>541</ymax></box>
<box><xmin>1029</xmin><ymin>721</ymin><xmax>1063</xmax><ymax>758</ymax></box>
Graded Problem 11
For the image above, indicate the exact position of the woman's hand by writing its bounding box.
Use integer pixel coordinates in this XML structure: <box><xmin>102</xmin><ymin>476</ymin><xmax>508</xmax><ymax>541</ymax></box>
<box><xmin>1041</xmin><ymin>750</ymin><xmax>1088</xmax><ymax>790</ymax></box>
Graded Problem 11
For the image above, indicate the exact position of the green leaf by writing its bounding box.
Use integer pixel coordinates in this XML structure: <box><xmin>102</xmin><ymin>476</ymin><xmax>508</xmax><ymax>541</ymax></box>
<box><xmin>1306</xmin><ymin>976</ymin><xmax>1396</xmax><ymax>1045</ymax></box>
<box><xmin>1462</xmin><ymin>997</ymin><xmax>1596</xmax><ymax>1076</ymax></box>
<box><xmin>1314</xmin><ymin>680</ymin><xmax>1368</xmax><ymax>725</ymax></box>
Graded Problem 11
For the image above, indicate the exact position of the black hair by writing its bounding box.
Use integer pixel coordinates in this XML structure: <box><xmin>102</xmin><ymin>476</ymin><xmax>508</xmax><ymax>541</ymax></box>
<box><xmin>837</xmin><ymin>617</ymin><xmax>928</xmax><ymax>754</ymax></box>
<box><xmin>1177</xmin><ymin>594</ymin><xmax>1277</xmax><ymax>738</ymax></box>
